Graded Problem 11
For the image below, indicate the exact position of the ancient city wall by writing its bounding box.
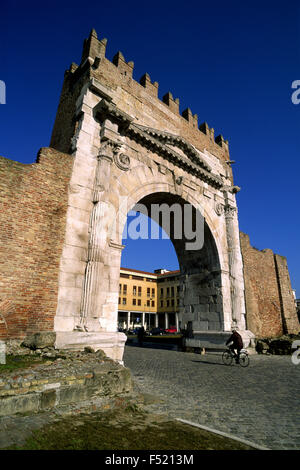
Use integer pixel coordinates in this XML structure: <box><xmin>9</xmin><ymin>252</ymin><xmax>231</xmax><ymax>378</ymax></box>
<box><xmin>0</xmin><ymin>148</ymin><xmax>73</xmax><ymax>340</ymax></box>
<box><xmin>274</xmin><ymin>254</ymin><xmax>299</xmax><ymax>333</ymax></box>
<box><xmin>240</xmin><ymin>232</ymin><xmax>298</xmax><ymax>337</ymax></box>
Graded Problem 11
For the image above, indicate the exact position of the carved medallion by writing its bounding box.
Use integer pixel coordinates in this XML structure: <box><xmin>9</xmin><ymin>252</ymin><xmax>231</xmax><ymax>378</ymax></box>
<box><xmin>215</xmin><ymin>202</ymin><xmax>224</xmax><ymax>216</ymax></box>
<box><xmin>114</xmin><ymin>152</ymin><xmax>131</xmax><ymax>171</ymax></box>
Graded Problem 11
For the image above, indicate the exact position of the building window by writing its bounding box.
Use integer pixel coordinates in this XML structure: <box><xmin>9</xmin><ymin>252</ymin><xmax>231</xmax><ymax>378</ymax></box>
<box><xmin>123</xmin><ymin>284</ymin><xmax>127</xmax><ymax>294</ymax></box>
<box><xmin>160</xmin><ymin>288</ymin><xmax>163</xmax><ymax>296</ymax></box>
<box><xmin>152</xmin><ymin>288</ymin><xmax>155</xmax><ymax>296</ymax></box>
<box><xmin>166</xmin><ymin>287</ymin><xmax>170</xmax><ymax>296</ymax></box>
<box><xmin>171</xmin><ymin>286</ymin><xmax>174</xmax><ymax>296</ymax></box>
<box><xmin>166</xmin><ymin>300</ymin><xmax>169</xmax><ymax>307</ymax></box>
<box><xmin>147</xmin><ymin>300</ymin><xmax>150</xmax><ymax>307</ymax></box>
<box><xmin>138</xmin><ymin>286</ymin><xmax>142</xmax><ymax>296</ymax></box>
<box><xmin>171</xmin><ymin>299</ymin><xmax>175</xmax><ymax>307</ymax></box>
<box><xmin>177</xmin><ymin>285</ymin><xmax>180</xmax><ymax>293</ymax></box>
<box><xmin>160</xmin><ymin>300</ymin><xmax>163</xmax><ymax>307</ymax></box>
<box><xmin>120</xmin><ymin>273</ymin><xmax>129</xmax><ymax>278</ymax></box>
<box><xmin>133</xmin><ymin>299</ymin><xmax>136</xmax><ymax>306</ymax></box>
<box><xmin>119</xmin><ymin>284</ymin><xmax>122</xmax><ymax>293</ymax></box>
<box><xmin>122</xmin><ymin>298</ymin><xmax>126</xmax><ymax>305</ymax></box>
<box><xmin>151</xmin><ymin>300</ymin><xmax>155</xmax><ymax>307</ymax></box>
<box><xmin>147</xmin><ymin>287</ymin><xmax>150</xmax><ymax>297</ymax></box>
<box><xmin>133</xmin><ymin>286</ymin><xmax>137</xmax><ymax>296</ymax></box>
<box><xmin>138</xmin><ymin>299</ymin><xmax>141</xmax><ymax>306</ymax></box>
<box><xmin>118</xmin><ymin>297</ymin><xmax>121</xmax><ymax>304</ymax></box>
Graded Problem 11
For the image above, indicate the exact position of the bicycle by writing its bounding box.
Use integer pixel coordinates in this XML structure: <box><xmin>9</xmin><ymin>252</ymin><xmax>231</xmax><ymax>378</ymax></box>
<box><xmin>222</xmin><ymin>348</ymin><xmax>250</xmax><ymax>367</ymax></box>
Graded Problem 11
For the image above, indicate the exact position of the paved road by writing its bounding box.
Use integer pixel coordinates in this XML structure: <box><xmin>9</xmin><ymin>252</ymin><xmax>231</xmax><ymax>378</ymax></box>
<box><xmin>124</xmin><ymin>342</ymin><xmax>300</xmax><ymax>450</ymax></box>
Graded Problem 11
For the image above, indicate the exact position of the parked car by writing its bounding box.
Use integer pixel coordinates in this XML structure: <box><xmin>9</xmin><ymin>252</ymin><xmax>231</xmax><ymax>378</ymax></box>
<box><xmin>165</xmin><ymin>326</ymin><xmax>177</xmax><ymax>334</ymax></box>
<box><xmin>149</xmin><ymin>327</ymin><xmax>165</xmax><ymax>336</ymax></box>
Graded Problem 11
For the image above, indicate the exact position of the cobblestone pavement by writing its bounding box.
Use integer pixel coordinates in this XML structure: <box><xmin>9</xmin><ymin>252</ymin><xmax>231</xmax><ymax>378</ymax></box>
<box><xmin>124</xmin><ymin>342</ymin><xmax>300</xmax><ymax>450</ymax></box>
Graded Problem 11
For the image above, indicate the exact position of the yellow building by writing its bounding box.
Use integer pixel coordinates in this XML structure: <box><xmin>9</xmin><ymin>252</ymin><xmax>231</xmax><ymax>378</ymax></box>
<box><xmin>118</xmin><ymin>267</ymin><xmax>180</xmax><ymax>331</ymax></box>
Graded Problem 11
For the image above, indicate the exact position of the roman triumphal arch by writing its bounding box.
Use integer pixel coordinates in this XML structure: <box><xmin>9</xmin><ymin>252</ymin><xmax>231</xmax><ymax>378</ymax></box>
<box><xmin>53</xmin><ymin>84</ymin><xmax>253</xmax><ymax>361</ymax></box>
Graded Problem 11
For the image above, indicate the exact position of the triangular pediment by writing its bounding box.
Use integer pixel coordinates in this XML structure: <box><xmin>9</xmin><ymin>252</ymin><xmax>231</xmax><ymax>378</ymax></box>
<box><xmin>126</xmin><ymin>123</ymin><xmax>223</xmax><ymax>188</ymax></box>
<box><xmin>133</xmin><ymin>124</ymin><xmax>212</xmax><ymax>173</ymax></box>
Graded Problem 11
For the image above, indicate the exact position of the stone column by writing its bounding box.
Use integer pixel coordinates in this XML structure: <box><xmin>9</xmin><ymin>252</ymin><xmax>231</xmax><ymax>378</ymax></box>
<box><xmin>175</xmin><ymin>313</ymin><xmax>179</xmax><ymax>332</ymax></box>
<box><xmin>127</xmin><ymin>311</ymin><xmax>131</xmax><ymax>329</ymax></box>
<box><xmin>155</xmin><ymin>314</ymin><xmax>159</xmax><ymax>327</ymax></box>
<box><xmin>165</xmin><ymin>313</ymin><xmax>169</xmax><ymax>329</ymax></box>
<box><xmin>224</xmin><ymin>203</ymin><xmax>246</xmax><ymax>330</ymax></box>
<box><xmin>79</xmin><ymin>137</ymin><xmax>120</xmax><ymax>331</ymax></box>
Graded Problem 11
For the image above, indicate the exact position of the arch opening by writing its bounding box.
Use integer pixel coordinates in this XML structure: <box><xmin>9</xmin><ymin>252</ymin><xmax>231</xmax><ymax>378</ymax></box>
<box><xmin>118</xmin><ymin>191</ymin><xmax>224</xmax><ymax>333</ymax></box>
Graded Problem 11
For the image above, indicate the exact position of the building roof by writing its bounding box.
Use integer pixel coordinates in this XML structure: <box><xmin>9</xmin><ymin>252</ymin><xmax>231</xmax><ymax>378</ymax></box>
<box><xmin>120</xmin><ymin>267</ymin><xmax>180</xmax><ymax>277</ymax></box>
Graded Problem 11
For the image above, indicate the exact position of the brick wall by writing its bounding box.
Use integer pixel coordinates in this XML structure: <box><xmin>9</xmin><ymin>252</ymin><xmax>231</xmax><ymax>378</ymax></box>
<box><xmin>274</xmin><ymin>254</ymin><xmax>299</xmax><ymax>334</ymax></box>
<box><xmin>0</xmin><ymin>148</ymin><xmax>73</xmax><ymax>340</ymax></box>
<box><xmin>240</xmin><ymin>232</ymin><xmax>299</xmax><ymax>338</ymax></box>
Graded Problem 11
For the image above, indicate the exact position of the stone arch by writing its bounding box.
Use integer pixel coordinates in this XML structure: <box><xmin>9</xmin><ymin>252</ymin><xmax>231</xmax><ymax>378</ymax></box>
<box><xmin>112</xmin><ymin>174</ymin><xmax>227</xmax><ymax>274</ymax></box>
<box><xmin>54</xmin><ymin>124</ymin><xmax>242</xmax><ymax>359</ymax></box>
<box><xmin>111</xmin><ymin>175</ymin><xmax>228</xmax><ymax>332</ymax></box>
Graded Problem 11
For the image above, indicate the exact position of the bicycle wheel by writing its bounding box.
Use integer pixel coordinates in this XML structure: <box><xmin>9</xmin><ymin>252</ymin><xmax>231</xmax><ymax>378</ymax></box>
<box><xmin>222</xmin><ymin>351</ymin><xmax>233</xmax><ymax>366</ymax></box>
<box><xmin>239</xmin><ymin>353</ymin><xmax>250</xmax><ymax>367</ymax></box>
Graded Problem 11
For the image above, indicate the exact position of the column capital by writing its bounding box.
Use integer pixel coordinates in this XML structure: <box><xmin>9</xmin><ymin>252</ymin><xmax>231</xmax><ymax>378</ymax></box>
<box><xmin>98</xmin><ymin>139</ymin><xmax>121</xmax><ymax>162</ymax></box>
<box><xmin>224</xmin><ymin>204</ymin><xmax>237</xmax><ymax>220</ymax></box>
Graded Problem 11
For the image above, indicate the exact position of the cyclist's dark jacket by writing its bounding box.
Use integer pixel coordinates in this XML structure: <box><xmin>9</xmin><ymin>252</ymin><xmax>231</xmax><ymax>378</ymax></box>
<box><xmin>226</xmin><ymin>331</ymin><xmax>243</xmax><ymax>349</ymax></box>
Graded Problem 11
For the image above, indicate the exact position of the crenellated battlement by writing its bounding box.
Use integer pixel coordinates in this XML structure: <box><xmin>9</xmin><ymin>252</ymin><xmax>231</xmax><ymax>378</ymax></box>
<box><xmin>112</xmin><ymin>51</ymin><xmax>134</xmax><ymax>79</ymax></box>
<box><xmin>80</xmin><ymin>30</ymin><xmax>229</xmax><ymax>152</ymax></box>
<box><xmin>182</xmin><ymin>108</ymin><xmax>198</xmax><ymax>129</ymax></box>
<box><xmin>81</xmin><ymin>28</ymin><xmax>107</xmax><ymax>65</ymax></box>
<box><xmin>162</xmin><ymin>92</ymin><xmax>180</xmax><ymax>114</ymax></box>
<box><xmin>139</xmin><ymin>73</ymin><xmax>159</xmax><ymax>98</ymax></box>
<box><xmin>52</xmin><ymin>29</ymin><xmax>230</xmax><ymax>161</ymax></box>
<box><xmin>199</xmin><ymin>122</ymin><xmax>214</xmax><ymax>141</ymax></box>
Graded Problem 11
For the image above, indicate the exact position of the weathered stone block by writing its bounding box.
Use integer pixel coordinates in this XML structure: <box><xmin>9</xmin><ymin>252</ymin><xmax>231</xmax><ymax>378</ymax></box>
<box><xmin>22</xmin><ymin>332</ymin><xmax>56</xmax><ymax>350</ymax></box>
<box><xmin>0</xmin><ymin>393</ymin><xmax>40</xmax><ymax>417</ymax></box>
<box><xmin>41</xmin><ymin>389</ymin><xmax>57</xmax><ymax>409</ymax></box>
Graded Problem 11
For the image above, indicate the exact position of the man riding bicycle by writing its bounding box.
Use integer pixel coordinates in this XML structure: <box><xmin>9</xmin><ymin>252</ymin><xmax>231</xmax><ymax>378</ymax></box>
<box><xmin>226</xmin><ymin>327</ymin><xmax>243</xmax><ymax>363</ymax></box>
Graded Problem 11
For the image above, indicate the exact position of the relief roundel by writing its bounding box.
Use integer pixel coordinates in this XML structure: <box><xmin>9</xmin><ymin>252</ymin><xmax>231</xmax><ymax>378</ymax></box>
<box><xmin>114</xmin><ymin>152</ymin><xmax>131</xmax><ymax>171</ymax></box>
<box><xmin>215</xmin><ymin>202</ymin><xmax>224</xmax><ymax>216</ymax></box>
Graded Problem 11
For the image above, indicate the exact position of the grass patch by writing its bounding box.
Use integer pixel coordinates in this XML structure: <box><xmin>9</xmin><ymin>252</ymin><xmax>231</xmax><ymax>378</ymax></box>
<box><xmin>0</xmin><ymin>355</ymin><xmax>51</xmax><ymax>372</ymax></box>
<box><xmin>5</xmin><ymin>408</ymin><xmax>255</xmax><ymax>450</ymax></box>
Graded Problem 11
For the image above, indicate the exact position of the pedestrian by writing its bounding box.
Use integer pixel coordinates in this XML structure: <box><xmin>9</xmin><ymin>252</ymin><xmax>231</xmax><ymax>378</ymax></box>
<box><xmin>226</xmin><ymin>327</ymin><xmax>243</xmax><ymax>363</ymax></box>
<box><xmin>137</xmin><ymin>326</ymin><xmax>145</xmax><ymax>347</ymax></box>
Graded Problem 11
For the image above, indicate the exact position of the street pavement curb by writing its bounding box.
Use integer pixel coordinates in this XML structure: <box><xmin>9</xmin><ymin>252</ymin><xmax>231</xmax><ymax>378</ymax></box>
<box><xmin>176</xmin><ymin>418</ymin><xmax>270</xmax><ymax>450</ymax></box>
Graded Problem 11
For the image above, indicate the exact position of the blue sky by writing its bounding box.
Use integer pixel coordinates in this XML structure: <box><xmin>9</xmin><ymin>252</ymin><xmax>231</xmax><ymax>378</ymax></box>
<box><xmin>1</xmin><ymin>0</ymin><xmax>300</xmax><ymax>294</ymax></box>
